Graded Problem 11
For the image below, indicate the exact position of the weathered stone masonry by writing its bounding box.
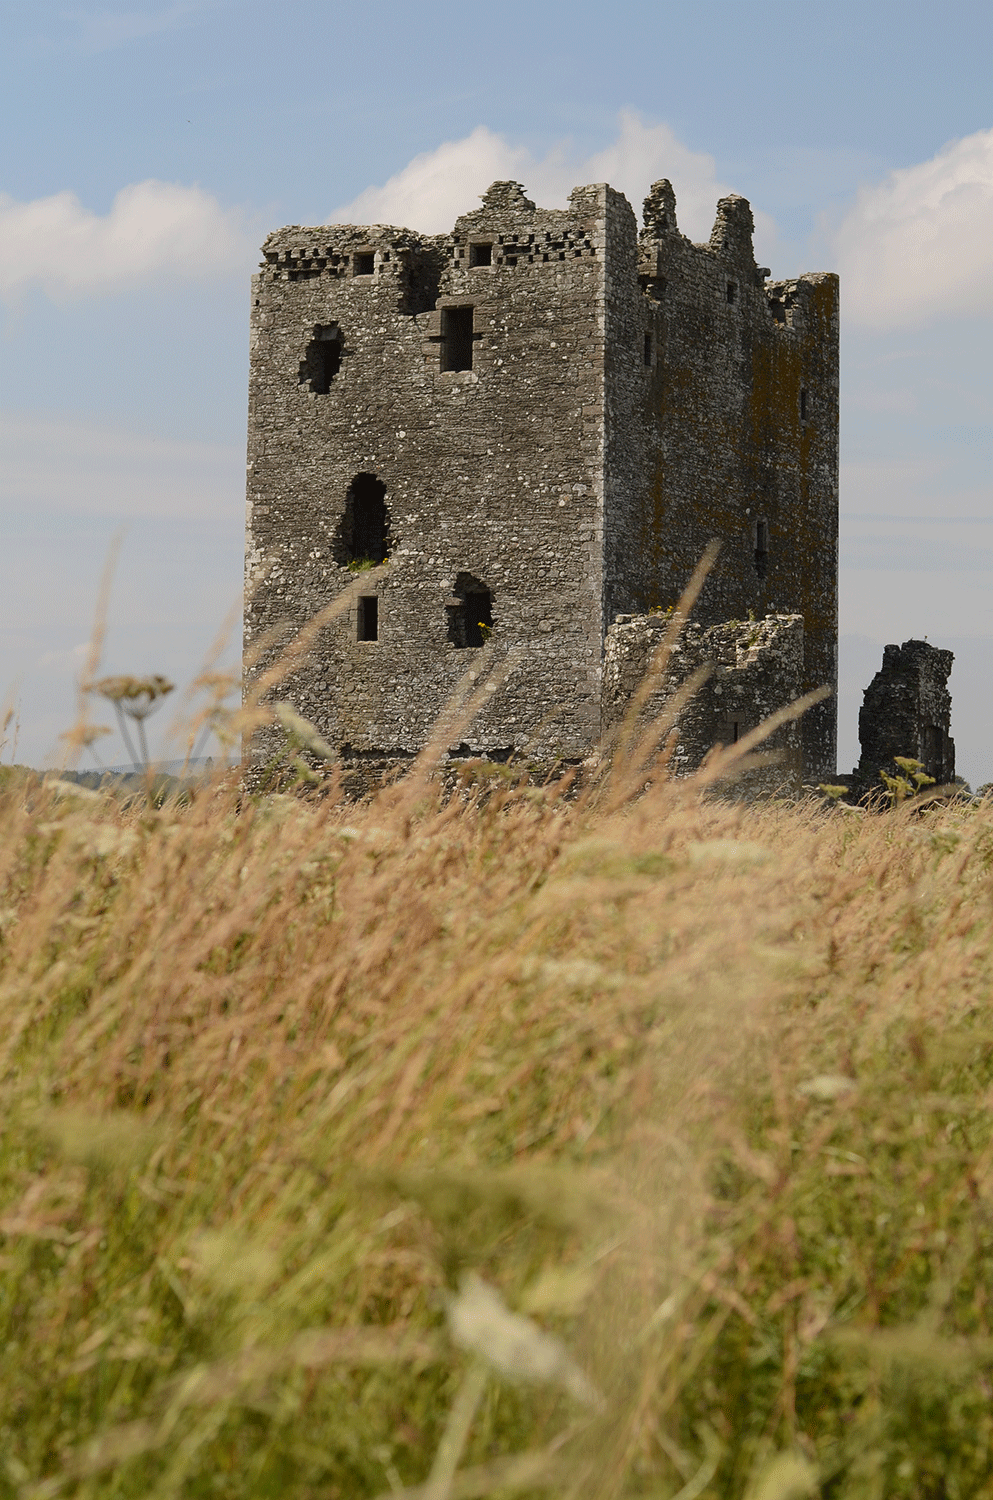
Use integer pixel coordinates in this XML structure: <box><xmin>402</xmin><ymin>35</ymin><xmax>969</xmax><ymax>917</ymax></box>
<box><xmin>853</xmin><ymin>640</ymin><xmax>955</xmax><ymax>794</ymax></box>
<box><xmin>245</xmin><ymin>177</ymin><xmax>839</xmax><ymax>780</ymax></box>
<box><xmin>602</xmin><ymin>613</ymin><xmax>805</xmax><ymax>794</ymax></box>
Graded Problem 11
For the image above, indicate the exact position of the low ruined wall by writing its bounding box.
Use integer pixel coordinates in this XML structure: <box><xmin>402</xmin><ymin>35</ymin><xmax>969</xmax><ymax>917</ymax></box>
<box><xmin>602</xmin><ymin>613</ymin><xmax>805</xmax><ymax>794</ymax></box>
<box><xmin>854</xmin><ymin>639</ymin><xmax>955</xmax><ymax>793</ymax></box>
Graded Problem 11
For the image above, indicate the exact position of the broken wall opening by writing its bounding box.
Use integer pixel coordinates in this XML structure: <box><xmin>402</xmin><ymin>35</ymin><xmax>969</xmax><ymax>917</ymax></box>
<box><xmin>299</xmin><ymin>325</ymin><xmax>344</xmax><ymax>393</ymax></box>
<box><xmin>333</xmin><ymin>473</ymin><xmax>391</xmax><ymax>567</ymax></box>
<box><xmin>446</xmin><ymin>573</ymin><xmax>493</xmax><ymax>647</ymax></box>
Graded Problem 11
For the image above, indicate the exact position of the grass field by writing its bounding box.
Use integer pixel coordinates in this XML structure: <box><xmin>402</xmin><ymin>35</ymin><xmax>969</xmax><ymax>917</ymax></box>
<box><xmin>2</xmin><ymin>739</ymin><xmax>993</xmax><ymax>1499</ymax></box>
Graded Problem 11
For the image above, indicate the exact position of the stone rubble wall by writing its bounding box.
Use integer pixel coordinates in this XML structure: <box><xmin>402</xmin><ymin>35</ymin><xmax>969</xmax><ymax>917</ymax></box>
<box><xmin>246</xmin><ymin>182</ymin><xmax>609</xmax><ymax>768</ymax></box>
<box><xmin>854</xmin><ymin>639</ymin><xmax>955</xmax><ymax>793</ymax></box>
<box><xmin>602</xmin><ymin>612</ymin><xmax>805</xmax><ymax>794</ymax></box>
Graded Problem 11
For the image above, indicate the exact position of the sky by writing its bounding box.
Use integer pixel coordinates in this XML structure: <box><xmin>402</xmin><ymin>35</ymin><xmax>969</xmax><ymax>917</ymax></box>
<box><xmin>1</xmin><ymin>0</ymin><xmax>991</xmax><ymax>780</ymax></box>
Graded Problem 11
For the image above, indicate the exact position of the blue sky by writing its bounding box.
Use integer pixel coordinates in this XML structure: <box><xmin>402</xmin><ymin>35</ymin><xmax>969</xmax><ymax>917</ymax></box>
<box><xmin>1</xmin><ymin>0</ymin><xmax>991</xmax><ymax>779</ymax></box>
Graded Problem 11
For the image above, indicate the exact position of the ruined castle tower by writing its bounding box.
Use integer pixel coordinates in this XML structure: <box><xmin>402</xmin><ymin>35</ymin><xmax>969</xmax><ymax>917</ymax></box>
<box><xmin>245</xmin><ymin>178</ymin><xmax>839</xmax><ymax>779</ymax></box>
<box><xmin>855</xmin><ymin>640</ymin><xmax>955</xmax><ymax>792</ymax></box>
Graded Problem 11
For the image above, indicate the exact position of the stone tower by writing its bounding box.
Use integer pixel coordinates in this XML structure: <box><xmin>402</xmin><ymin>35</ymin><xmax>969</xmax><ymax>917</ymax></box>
<box><xmin>245</xmin><ymin>178</ymin><xmax>839</xmax><ymax>779</ymax></box>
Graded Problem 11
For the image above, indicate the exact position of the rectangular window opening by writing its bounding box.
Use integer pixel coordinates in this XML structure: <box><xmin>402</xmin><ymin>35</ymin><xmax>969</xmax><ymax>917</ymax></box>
<box><xmin>353</xmin><ymin>252</ymin><xmax>375</xmax><ymax>277</ymax></box>
<box><xmin>732</xmin><ymin>721</ymin><xmax>740</xmax><ymax>744</ymax></box>
<box><xmin>441</xmin><ymin>306</ymin><xmax>474</xmax><ymax>372</ymax></box>
<box><xmin>357</xmin><ymin>596</ymin><xmax>379</xmax><ymax>642</ymax></box>
<box><xmin>800</xmin><ymin>388</ymin><xmax>808</xmax><ymax>419</ymax></box>
<box><xmin>643</xmin><ymin>332</ymin><xmax>653</xmax><ymax>366</ymax></box>
<box><xmin>469</xmin><ymin>243</ymin><xmax>492</xmax><ymax>267</ymax></box>
<box><xmin>726</xmin><ymin>281</ymin><xmax>737</xmax><ymax>304</ymax></box>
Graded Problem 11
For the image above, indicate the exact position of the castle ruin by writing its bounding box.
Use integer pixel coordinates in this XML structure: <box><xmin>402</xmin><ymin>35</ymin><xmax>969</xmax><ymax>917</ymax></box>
<box><xmin>245</xmin><ymin>178</ymin><xmax>839</xmax><ymax>783</ymax></box>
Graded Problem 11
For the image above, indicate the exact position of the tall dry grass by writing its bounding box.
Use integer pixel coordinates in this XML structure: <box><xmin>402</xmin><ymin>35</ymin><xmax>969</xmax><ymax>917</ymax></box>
<box><xmin>1</xmin><ymin>745</ymin><xmax>993</xmax><ymax>1499</ymax></box>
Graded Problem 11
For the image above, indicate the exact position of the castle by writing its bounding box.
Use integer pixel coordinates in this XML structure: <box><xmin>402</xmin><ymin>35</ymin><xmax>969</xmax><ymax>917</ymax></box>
<box><xmin>244</xmin><ymin>178</ymin><xmax>839</xmax><ymax>784</ymax></box>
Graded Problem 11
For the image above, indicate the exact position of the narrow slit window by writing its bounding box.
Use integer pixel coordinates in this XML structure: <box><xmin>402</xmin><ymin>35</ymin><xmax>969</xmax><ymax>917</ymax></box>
<box><xmin>469</xmin><ymin>243</ymin><xmax>492</xmax><ymax>267</ymax></box>
<box><xmin>800</xmin><ymin>388</ymin><xmax>808</xmax><ymax>419</ymax></box>
<box><xmin>754</xmin><ymin>519</ymin><xmax>769</xmax><ymax>579</ymax></box>
<box><xmin>353</xmin><ymin>252</ymin><xmax>375</xmax><ymax>276</ymax></box>
<box><xmin>732</xmin><ymin>721</ymin><xmax>740</xmax><ymax>743</ymax></box>
<box><xmin>643</xmin><ymin>332</ymin><xmax>653</xmax><ymax>366</ymax></box>
<box><xmin>441</xmin><ymin>306</ymin><xmax>474</xmax><ymax>372</ymax></box>
<box><xmin>727</xmin><ymin>281</ymin><xmax>737</xmax><ymax>304</ymax></box>
<box><xmin>357</xmin><ymin>596</ymin><xmax>379</xmax><ymax>642</ymax></box>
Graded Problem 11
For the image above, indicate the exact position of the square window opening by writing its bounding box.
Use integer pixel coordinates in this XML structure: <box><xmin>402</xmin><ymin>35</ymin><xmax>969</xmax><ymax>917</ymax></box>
<box><xmin>353</xmin><ymin>252</ymin><xmax>375</xmax><ymax>277</ymax></box>
<box><xmin>357</xmin><ymin>595</ymin><xmax>379</xmax><ymax>642</ymax></box>
<box><xmin>469</xmin><ymin>243</ymin><xmax>492</xmax><ymax>267</ymax></box>
<box><xmin>441</xmin><ymin>306</ymin><xmax>474</xmax><ymax>372</ymax></box>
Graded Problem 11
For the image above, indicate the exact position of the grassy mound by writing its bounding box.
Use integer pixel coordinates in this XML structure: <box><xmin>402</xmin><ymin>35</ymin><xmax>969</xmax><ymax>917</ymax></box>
<box><xmin>1</xmin><ymin>765</ymin><xmax>993</xmax><ymax>1498</ymax></box>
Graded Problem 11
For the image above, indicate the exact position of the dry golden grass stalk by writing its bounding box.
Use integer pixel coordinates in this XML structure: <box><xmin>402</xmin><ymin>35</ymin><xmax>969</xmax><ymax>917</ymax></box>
<box><xmin>1</xmin><ymin>592</ymin><xmax>991</xmax><ymax>1499</ymax></box>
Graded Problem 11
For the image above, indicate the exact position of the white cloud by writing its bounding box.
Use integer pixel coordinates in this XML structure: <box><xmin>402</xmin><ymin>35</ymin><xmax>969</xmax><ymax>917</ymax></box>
<box><xmin>64</xmin><ymin>4</ymin><xmax>198</xmax><ymax>51</ymax></box>
<box><xmin>0</xmin><ymin>411</ymin><xmax>242</xmax><ymax>521</ymax></box>
<box><xmin>832</xmin><ymin>127</ymin><xmax>993</xmax><ymax>327</ymax></box>
<box><xmin>0</xmin><ymin>180</ymin><xmax>253</xmax><ymax>302</ymax></box>
<box><xmin>328</xmin><ymin>110</ymin><xmax>774</xmax><ymax>250</ymax></box>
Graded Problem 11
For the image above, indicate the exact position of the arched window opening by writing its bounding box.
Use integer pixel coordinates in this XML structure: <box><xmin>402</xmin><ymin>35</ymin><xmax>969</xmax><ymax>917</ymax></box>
<box><xmin>299</xmin><ymin>324</ymin><xmax>343</xmax><ymax>394</ymax></box>
<box><xmin>333</xmin><ymin>473</ymin><xmax>390</xmax><ymax>567</ymax></box>
<box><xmin>446</xmin><ymin>573</ymin><xmax>493</xmax><ymax>648</ymax></box>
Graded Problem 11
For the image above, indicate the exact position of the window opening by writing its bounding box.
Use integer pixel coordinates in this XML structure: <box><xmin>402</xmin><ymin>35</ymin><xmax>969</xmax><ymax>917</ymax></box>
<box><xmin>732</xmin><ymin>721</ymin><xmax>740</xmax><ymax>743</ymax></box>
<box><xmin>299</xmin><ymin>324</ymin><xmax>343</xmax><ymax>394</ymax></box>
<box><xmin>334</xmin><ymin>473</ymin><xmax>390</xmax><ymax>567</ymax></box>
<box><xmin>353</xmin><ymin>252</ymin><xmax>375</xmax><ymax>276</ymax></box>
<box><xmin>643</xmin><ymin>332</ymin><xmax>653</xmax><ymax>366</ymax></box>
<box><xmin>800</xmin><ymin>388</ymin><xmax>808</xmax><ymax>420</ymax></box>
<box><xmin>446</xmin><ymin>573</ymin><xmax>493</xmax><ymax>648</ymax></box>
<box><xmin>754</xmin><ymin>519</ymin><xmax>769</xmax><ymax>580</ymax></box>
<box><xmin>469</xmin><ymin>243</ymin><xmax>492</xmax><ymax>267</ymax></box>
<box><xmin>357</xmin><ymin>596</ymin><xmax>379</xmax><ymax>642</ymax></box>
<box><xmin>441</xmin><ymin>306</ymin><xmax>474</xmax><ymax>372</ymax></box>
<box><xmin>727</xmin><ymin>281</ymin><xmax>737</xmax><ymax>304</ymax></box>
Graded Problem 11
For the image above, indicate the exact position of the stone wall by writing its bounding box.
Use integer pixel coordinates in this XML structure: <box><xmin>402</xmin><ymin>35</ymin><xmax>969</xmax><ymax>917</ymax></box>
<box><xmin>854</xmin><ymin>640</ymin><xmax>955</xmax><ymax>792</ymax></box>
<box><xmin>246</xmin><ymin>181</ymin><xmax>609</xmax><ymax>767</ymax></box>
<box><xmin>627</xmin><ymin>184</ymin><xmax>838</xmax><ymax>781</ymax></box>
<box><xmin>602</xmin><ymin>612</ymin><xmax>805</xmax><ymax>794</ymax></box>
<box><xmin>245</xmin><ymin>176</ymin><xmax>838</xmax><ymax>781</ymax></box>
